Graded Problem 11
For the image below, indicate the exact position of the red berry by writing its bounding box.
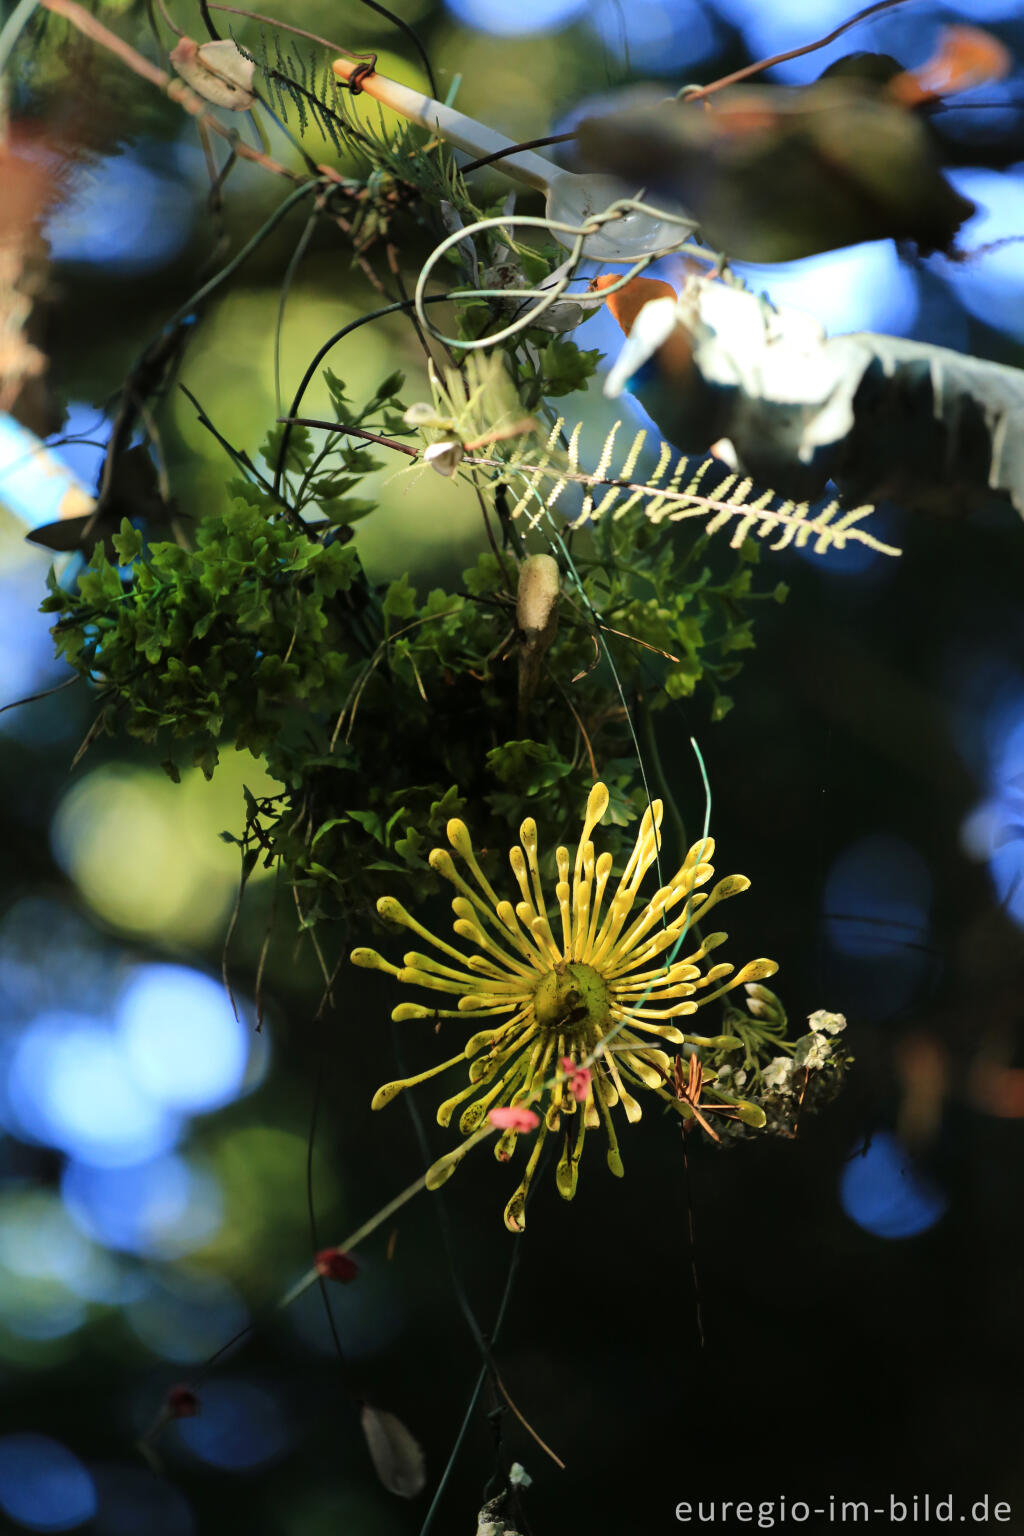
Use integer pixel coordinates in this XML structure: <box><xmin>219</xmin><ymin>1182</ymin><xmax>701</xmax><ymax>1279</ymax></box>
<box><xmin>166</xmin><ymin>1385</ymin><xmax>200</xmax><ymax>1418</ymax></box>
<box><xmin>315</xmin><ymin>1247</ymin><xmax>359</xmax><ymax>1283</ymax></box>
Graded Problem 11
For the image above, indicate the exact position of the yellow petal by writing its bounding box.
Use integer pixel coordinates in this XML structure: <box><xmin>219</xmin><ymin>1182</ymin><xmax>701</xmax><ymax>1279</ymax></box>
<box><xmin>350</xmin><ymin>947</ymin><xmax>401</xmax><ymax>976</ymax></box>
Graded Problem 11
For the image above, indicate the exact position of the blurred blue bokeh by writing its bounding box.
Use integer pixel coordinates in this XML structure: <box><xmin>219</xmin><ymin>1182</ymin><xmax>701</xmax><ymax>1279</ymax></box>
<box><xmin>175</xmin><ymin>1381</ymin><xmax>293</xmax><ymax>1471</ymax></box>
<box><xmin>822</xmin><ymin>834</ymin><xmax>934</xmax><ymax>1019</ymax></box>
<box><xmin>0</xmin><ymin>1435</ymin><xmax>96</xmax><ymax>1532</ymax></box>
<box><xmin>586</xmin><ymin>0</ymin><xmax>719</xmax><ymax>72</ymax></box>
<box><xmin>62</xmin><ymin>1155</ymin><xmax>223</xmax><ymax>1258</ymax></box>
<box><xmin>116</xmin><ymin>965</ymin><xmax>253</xmax><ymax>1114</ymax></box>
<box><xmin>125</xmin><ymin>1270</ymin><xmax>249</xmax><ymax>1364</ymax></box>
<box><xmin>934</xmin><ymin>165</ymin><xmax>1024</xmax><ymax>341</ymax></box>
<box><xmin>733</xmin><ymin>240</ymin><xmax>919</xmax><ymax>338</ymax></box>
<box><xmin>0</xmin><ymin>560</ymin><xmax>75</xmax><ymax>738</ymax></box>
<box><xmin>48</xmin><ymin>402</ymin><xmax>111</xmax><ymax>490</ymax></box>
<box><xmin>445</xmin><ymin>0</ymin><xmax>584</xmax><ymax>34</ymax></box>
<box><xmin>840</xmin><ymin>1131</ymin><xmax>948</xmax><ymax>1238</ymax></box>
<box><xmin>6</xmin><ymin>1013</ymin><xmax>184</xmax><ymax>1167</ymax></box>
<box><xmin>46</xmin><ymin>149</ymin><xmax>194</xmax><ymax>274</ymax></box>
<box><xmin>92</xmin><ymin>1465</ymin><xmax>196</xmax><ymax>1536</ymax></box>
<box><xmin>958</xmin><ymin>679</ymin><xmax>1024</xmax><ymax>924</ymax></box>
<box><xmin>825</xmin><ymin>834</ymin><xmax>932</xmax><ymax>959</ymax></box>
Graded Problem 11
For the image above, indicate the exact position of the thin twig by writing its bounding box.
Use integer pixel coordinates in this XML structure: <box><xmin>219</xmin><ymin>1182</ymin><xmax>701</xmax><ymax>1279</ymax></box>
<box><xmin>490</xmin><ymin>1363</ymin><xmax>566</xmax><ymax>1470</ymax></box>
<box><xmin>274</xmin><ymin>295</ymin><xmax>455</xmax><ymax>498</ymax></box>
<box><xmin>684</xmin><ymin>0</ymin><xmax>911</xmax><ymax>101</ymax></box>
<box><xmin>0</xmin><ymin>674</ymin><xmax>79</xmax><ymax>715</ymax></box>
<box><xmin>39</xmin><ymin>0</ymin><xmax>304</xmax><ymax>182</ymax></box>
<box><xmin>281</xmin><ymin>417</ymin><xmax>418</xmax><ymax>456</ymax></box>
<box><xmin>206</xmin><ymin>4</ymin><xmax>374</xmax><ymax>65</ymax></box>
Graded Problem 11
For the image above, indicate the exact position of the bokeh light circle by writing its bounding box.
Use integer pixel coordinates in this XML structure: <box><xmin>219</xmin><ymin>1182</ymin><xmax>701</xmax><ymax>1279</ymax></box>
<box><xmin>0</xmin><ymin>1435</ymin><xmax>96</xmax><ymax>1532</ymax></box>
<box><xmin>444</xmin><ymin>0</ymin><xmax>585</xmax><ymax>35</ymax></box>
<box><xmin>92</xmin><ymin>1465</ymin><xmax>195</xmax><ymax>1536</ymax></box>
<box><xmin>46</xmin><ymin>151</ymin><xmax>193</xmax><ymax>274</ymax></box>
<box><xmin>823</xmin><ymin>833</ymin><xmax>932</xmax><ymax>959</ymax></box>
<box><xmin>586</xmin><ymin>0</ymin><xmax>718</xmax><ymax>72</ymax></box>
<box><xmin>117</xmin><ymin>965</ymin><xmax>252</xmax><ymax>1114</ymax></box>
<box><xmin>61</xmin><ymin>1155</ymin><xmax>222</xmax><ymax>1258</ymax></box>
<box><xmin>175</xmin><ymin>1381</ymin><xmax>292</xmax><ymax>1471</ymax></box>
<box><xmin>6</xmin><ymin>1014</ymin><xmax>180</xmax><ymax>1167</ymax></box>
<box><xmin>125</xmin><ymin>1271</ymin><xmax>248</xmax><ymax>1364</ymax></box>
<box><xmin>840</xmin><ymin>1132</ymin><xmax>948</xmax><ymax>1239</ymax></box>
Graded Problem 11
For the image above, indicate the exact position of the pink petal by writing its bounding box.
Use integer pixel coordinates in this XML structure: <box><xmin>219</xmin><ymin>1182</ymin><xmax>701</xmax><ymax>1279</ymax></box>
<box><xmin>562</xmin><ymin>1056</ymin><xmax>591</xmax><ymax>1102</ymax></box>
<box><xmin>488</xmin><ymin>1106</ymin><xmax>540</xmax><ymax>1132</ymax></box>
<box><xmin>569</xmin><ymin>1069</ymin><xmax>592</xmax><ymax>1102</ymax></box>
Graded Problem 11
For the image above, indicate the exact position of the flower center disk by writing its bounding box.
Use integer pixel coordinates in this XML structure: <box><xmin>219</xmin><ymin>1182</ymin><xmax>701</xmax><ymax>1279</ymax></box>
<box><xmin>532</xmin><ymin>961</ymin><xmax>608</xmax><ymax>1042</ymax></box>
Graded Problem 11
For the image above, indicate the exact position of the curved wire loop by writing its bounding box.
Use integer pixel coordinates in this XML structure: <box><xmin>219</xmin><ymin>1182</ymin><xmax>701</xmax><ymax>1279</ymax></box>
<box><xmin>414</xmin><ymin>199</ymin><xmax>711</xmax><ymax>350</ymax></box>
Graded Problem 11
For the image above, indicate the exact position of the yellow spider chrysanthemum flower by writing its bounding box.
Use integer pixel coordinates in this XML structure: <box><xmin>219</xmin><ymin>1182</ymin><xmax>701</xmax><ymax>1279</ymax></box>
<box><xmin>352</xmin><ymin>782</ymin><xmax>777</xmax><ymax>1231</ymax></box>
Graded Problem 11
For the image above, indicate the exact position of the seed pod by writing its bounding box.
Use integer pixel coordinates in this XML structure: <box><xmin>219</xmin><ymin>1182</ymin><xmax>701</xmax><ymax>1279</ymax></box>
<box><xmin>423</xmin><ymin>440</ymin><xmax>464</xmax><ymax>477</ymax></box>
<box><xmin>169</xmin><ymin>38</ymin><xmax>257</xmax><ymax>111</ymax></box>
<box><xmin>403</xmin><ymin>401</ymin><xmax>450</xmax><ymax>428</ymax></box>
<box><xmin>361</xmin><ymin>1405</ymin><xmax>426</xmax><ymax>1498</ymax></box>
<box><xmin>516</xmin><ymin>553</ymin><xmax>560</xmax><ymax>653</ymax></box>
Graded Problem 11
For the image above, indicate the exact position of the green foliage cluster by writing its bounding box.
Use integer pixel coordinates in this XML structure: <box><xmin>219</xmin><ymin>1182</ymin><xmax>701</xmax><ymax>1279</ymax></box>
<box><xmin>42</xmin><ymin>358</ymin><xmax>779</xmax><ymax>926</ymax></box>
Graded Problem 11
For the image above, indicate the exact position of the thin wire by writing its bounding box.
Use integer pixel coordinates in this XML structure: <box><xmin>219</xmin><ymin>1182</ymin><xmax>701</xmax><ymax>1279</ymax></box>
<box><xmin>162</xmin><ymin>180</ymin><xmax>320</xmax><ymax>336</ymax></box>
<box><xmin>459</xmin><ymin>130</ymin><xmax>576</xmax><ymax>177</ymax></box>
<box><xmin>351</xmin><ymin>0</ymin><xmax>439</xmax><ymax>98</ymax></box>
<box><xmin>274</xmin><ymin>199</ymin><xmax>323</xmax><ymax>418</ymax></box>
<box><xmin>212</xmin><ymin>0</ymin><xmax>440</xmax><ymax>96</ymax></box>
<box><xmin>418</xmin><ymin>1227</ymin><xmax>525</xmax><ymax>1536</ymax></box>
<box><xmin>539</xmin><ymin>514</ymin><xmax>667</xmax><ymax>895</ymax></box>
<box><xmin>207</xmin><ymin>3</ymin><xmax>370</xmax><ymax>61</ymax></box>
<box><xmin>414</xmin><ymin>204</ymin><xmax>703</xmax><ymax>350</ymax></box>
<box><xmin>306</xmin><ymin>1062</ymin><xmax>347</xmax><ymax>1365</ymax></box>
<box><xmin>679</xmin><ymin>1121</ymin><xmax>705</xmax><ymax>1350</ymax></box>
<box><xmin>273</xmin><ymin>293</ymin><xmax>455</xmax><ymax>498</ymax></box>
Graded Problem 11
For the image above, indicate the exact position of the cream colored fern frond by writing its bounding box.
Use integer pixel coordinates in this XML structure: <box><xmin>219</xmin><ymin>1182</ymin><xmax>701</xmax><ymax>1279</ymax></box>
<box><xmin>463</xmin><ymin>421</ymin><xmax>900</xmax><ymax>557</ymax></box>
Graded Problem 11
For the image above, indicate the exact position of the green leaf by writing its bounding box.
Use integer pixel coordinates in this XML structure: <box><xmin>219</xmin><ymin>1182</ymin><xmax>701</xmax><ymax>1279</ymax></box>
<box><xmin>323</xmin><ymin>368</ymin><xmax>351</xmax><ymax>417</ymax></box>
<box><xmin>537</xmin><ymin>338</ymin><xmax>601</xmax><ymax>398</ymax></box>
<box><xmin>367</xmin><ymin>369</ymin><xmax>405</xmax><ymax>405</ymax></box>
<box><xmin>486</xmin><ymin>739</ymin><xmax>574</xmax><ymax>795</ymax></box>
<box><xmin>310</xmin><ymin>816</ymin><xmax>351</xmax><ymax>849</ymax></box>
<box><xmin>112</xmin><ymin>519</ymin><xmax>144</xmax><ymax>565</ymax></box>
<box><xmin>383</xmin><ymin>574</ymin><xmax>417</xmax><ymax>620</ymax></box>
<box><xmin>394</xmin><ymin>825</ymin><xmax>426</xmax><ymax>864</ymax></box>
<box><xmin>462</xmin><ymin>552</ymin><xmax>504</xmax><ymax>597</ymax></box>
<box><xmin>193</xmin><ymin>739</ymin><xmax>220</xmax><ymax>779</ymax></box>
<box><xmin>346</xmin><ymin>808</ymin><xmax>385</xmax><ymax>842</ymax></box>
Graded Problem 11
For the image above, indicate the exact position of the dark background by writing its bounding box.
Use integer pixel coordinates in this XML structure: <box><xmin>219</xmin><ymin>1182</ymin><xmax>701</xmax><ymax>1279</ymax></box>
<box><xmin>2</xmin><ymin>0</ymin><xmax>1024</xmax><ymax>1531</ymax></box>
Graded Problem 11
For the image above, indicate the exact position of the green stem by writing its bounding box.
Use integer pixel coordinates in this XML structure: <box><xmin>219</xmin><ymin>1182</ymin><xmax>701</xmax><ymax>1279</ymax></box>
<box><xmin>639</xmin><ymin>696</ymin><xmax>688</xmax><ymax>862</ymax></box>
<box><xmin>275</xmin><ymin>1122</ymin><xmax>496</xmax><ymax>1312</ymax></box>
<box><xmin>163</xmin><ymin>178</ymin><xmax>319</xmax><ymax>333</ymax></box>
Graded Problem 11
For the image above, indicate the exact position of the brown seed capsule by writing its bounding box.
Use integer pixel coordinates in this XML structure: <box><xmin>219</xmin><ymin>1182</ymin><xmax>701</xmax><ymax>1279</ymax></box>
<box><xmin>169</xmin><ymin>38</ymin><xmax>257</xmax><ymax>111</ymax></box>
<box><xmin>516</xmin><ymin>553</ymin><xmax>559</xmax><ymax>652</ymax></box>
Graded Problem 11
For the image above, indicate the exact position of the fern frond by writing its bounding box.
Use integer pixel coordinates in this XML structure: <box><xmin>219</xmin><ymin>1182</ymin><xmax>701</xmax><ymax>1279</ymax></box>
<box><xmin>465</xmin><ymin>419</ymin><xmax>900</xmax><ymax>557</ymax></box>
